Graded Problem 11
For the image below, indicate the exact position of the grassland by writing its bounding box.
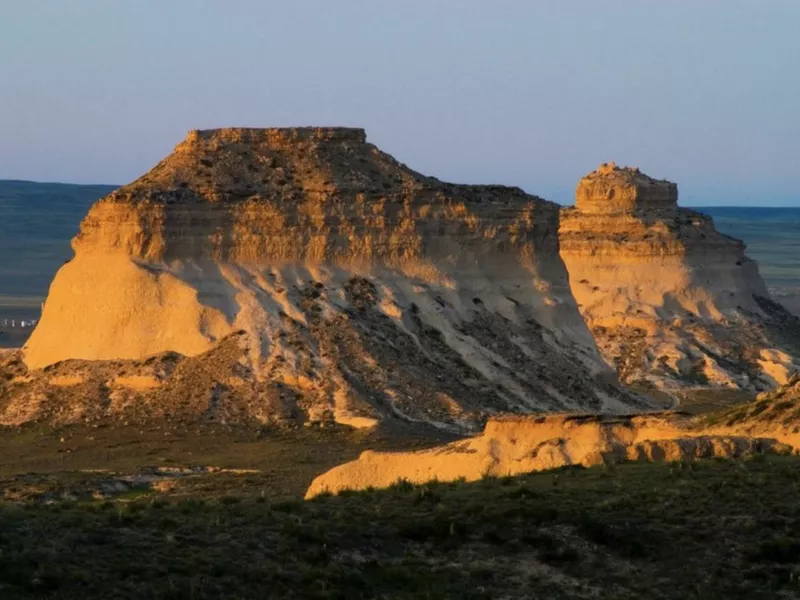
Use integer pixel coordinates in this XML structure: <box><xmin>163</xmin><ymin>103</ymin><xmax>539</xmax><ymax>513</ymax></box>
<box><xmin>1</xmin><ymin>422</ymin><xmax>800</xmax><ymax>599</ymax></box>
<box><xmin>0</xmin><ymin>423</ymin><xmax>455</xmax><ymax>501</ymax></box>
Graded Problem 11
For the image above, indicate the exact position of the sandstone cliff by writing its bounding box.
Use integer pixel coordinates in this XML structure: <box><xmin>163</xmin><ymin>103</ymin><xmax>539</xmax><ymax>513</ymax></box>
<box><xmin>559</xmin><ymin>162</ymin><xmax>800</xmax><ymax>391</ymax></box>
<box><xmin>305</xmin><ymin>412</ymin><xmax>789</xmax><ymax>497</ymax></box>
<box><xmin>9</xmin><ymin>129</ymin><xmax>650</xmax><ymax>429</ymax></box>
<box><xmin>306</xmin><ymin>377</ymin><xmax>800</xmax><ymax>499</ymax></box>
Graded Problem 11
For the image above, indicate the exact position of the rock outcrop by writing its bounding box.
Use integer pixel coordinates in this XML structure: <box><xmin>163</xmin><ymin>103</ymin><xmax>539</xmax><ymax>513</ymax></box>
<box><xmin>305</xmin><ymin>412</ymin><xmax>789</xmax><ymax>497</ymax></box>
<box><xmin>9</xmin><ymin>129</ymin><xmax>651</xmax><ymax>429</ymax></box>
<box><xmin>560</xmin><ymin>163</ymin><xmax>800</xmax><ymax>391</ymax></box>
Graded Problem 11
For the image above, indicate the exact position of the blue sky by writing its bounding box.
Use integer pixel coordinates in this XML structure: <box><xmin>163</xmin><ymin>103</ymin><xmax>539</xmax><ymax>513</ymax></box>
<box><xmin>0</xmin><ymin>1</ymin><xmax>797</xmax><ymax>205</ymax></box>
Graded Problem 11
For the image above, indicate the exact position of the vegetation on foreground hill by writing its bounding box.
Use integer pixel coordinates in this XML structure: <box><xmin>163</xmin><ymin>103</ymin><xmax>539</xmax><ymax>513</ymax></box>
<box><xmin>2</xmin><ymin>453</ymin><xmax>800</xmax><ymax>598</ymax></box>
<box><xmin>710</xmin><ymin>375</ymin><xmax>800</xmax><ymax>429</ymax></box>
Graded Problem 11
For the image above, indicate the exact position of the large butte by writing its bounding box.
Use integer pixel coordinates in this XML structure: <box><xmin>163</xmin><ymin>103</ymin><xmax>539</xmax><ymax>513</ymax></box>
<box><xmin>18</xmin><ymin>128</ymin><xmax>648</xmax><ymax>430</ymax></box>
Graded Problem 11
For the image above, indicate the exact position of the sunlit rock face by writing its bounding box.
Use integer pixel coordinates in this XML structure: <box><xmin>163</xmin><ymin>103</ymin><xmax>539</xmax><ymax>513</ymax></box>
<box><xmin>560</xmin><ymin>163</ymin><xmax>800</xmax><ymax>391</ymax></box>
<box><xmin>16</xmin><ymin>129</ymin><xmax>650</xmax><ymax>430</ymax></box>
<box><xmin>575</xmin><ymin>162</ymin><xmax>678</xmax><ymax>215</ymax></box>
<box><xmin>305</xmin><ymin>412</ymin><xmax>790</xmax><ymax>497</ymax></box>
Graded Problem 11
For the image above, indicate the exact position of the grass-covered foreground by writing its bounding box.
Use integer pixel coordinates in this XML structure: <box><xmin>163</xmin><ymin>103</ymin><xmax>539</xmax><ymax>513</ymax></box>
<box><xmin>2</xmin><ymin>455</ymin><xmax>800</xmax><ymax>598</ymax></box>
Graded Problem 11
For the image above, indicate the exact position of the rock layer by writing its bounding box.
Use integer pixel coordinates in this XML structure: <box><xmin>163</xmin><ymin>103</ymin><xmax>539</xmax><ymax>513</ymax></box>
<box><xmin>560</xmin><ymin>163</ymin><xmax>799</xmax><ymax>391</ymax></box>
<box><xmin>305</xmin><ymin>412</ymin><xmax>789</xmax><ymax>497</ymax></box>
<box><xmin>15</xmin><ymin>129</ymin><xmax>650</xmax><ymax>429</ymax></box>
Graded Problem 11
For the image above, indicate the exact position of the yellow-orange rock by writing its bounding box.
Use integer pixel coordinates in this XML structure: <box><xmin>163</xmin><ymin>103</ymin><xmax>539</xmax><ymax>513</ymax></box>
<box><xmin>305</xmin><ymin>412</ymin><xmax>789</xmax><ymax>497</ymax></box>
<box><xmin>560</xmin><ymin>163</ymin><xmax>799</xmax><ymax>391</ymax></box>
<box><xmin>575</xmin><ymin>162</ymin><xmax>677</xmax><ymax>214</ymax></box>
<box><xmin>14</xmin><ymin>129</ymin><xmax>653</xmax><ymax>429</ymax></box>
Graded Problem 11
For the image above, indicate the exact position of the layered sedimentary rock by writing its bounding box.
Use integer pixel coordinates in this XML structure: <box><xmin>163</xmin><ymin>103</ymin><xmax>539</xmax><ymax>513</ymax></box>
<box><xmin>9</xmin><ymin>129</ymin><xmax>650</xmax><ymax>429</ymax></box>
<box><xmin>305</xmin><ymin>412</ymin><xmax>789</xmax><ymax>497</ymax></box>
<box><xmin>560</xmin><ymin>163</ymin><xmax>800</xmax><ymax>391</ymax></box>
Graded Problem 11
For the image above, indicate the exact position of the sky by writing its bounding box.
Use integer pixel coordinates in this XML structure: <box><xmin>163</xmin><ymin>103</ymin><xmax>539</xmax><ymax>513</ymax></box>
<box><xmin>0</xmin><ymin>1</ymin><xmax>797</xmax><ymax>206</ymax></box>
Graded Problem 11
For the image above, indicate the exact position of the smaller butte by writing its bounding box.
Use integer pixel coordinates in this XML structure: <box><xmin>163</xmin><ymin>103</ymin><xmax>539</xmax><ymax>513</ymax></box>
<box><xmin>560</xmin><ymin>163</ymin><xmax>800</xmax><ymax>391</ymax></box>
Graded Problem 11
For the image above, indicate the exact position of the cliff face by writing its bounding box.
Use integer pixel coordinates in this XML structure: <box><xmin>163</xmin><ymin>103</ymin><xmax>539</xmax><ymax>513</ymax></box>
<box><xmin>13</xmin><ymin>129</ymin><xmax>649</xmax><ymax>429</ymax></box>
<box><xmin>560</xmin><ymin>163</ymin><xmax>799</xmax><ymax>391</ymax></box>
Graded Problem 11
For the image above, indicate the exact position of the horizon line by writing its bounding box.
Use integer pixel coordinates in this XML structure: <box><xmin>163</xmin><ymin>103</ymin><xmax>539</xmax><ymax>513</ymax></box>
<box><xmin>0</xmin><ymin>178</ymin><xmax>797</xmax><ymax>208</ymax></box>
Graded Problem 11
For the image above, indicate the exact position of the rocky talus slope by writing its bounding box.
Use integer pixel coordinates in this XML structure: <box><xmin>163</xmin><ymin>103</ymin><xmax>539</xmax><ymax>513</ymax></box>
<box><xmin>4</xmin><ymin>129</ymin><xmax>651</xmax><ymax>429</ymax></box>
<box><xmin>559</xmin><ymin>163</ymin><xmax>800</xmax><ymax>391</ymax></box>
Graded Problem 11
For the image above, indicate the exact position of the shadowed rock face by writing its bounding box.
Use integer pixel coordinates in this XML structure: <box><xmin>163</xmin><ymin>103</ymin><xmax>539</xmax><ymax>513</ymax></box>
<box><xmin>560</xmin><ymin>163</ymin><xmax>800</xmax><ymax>391</ymax></box>
<box><xmin>11</xmin><ymin>129</ymin><xmax>651</xmax><ymax>430</ymax></box>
